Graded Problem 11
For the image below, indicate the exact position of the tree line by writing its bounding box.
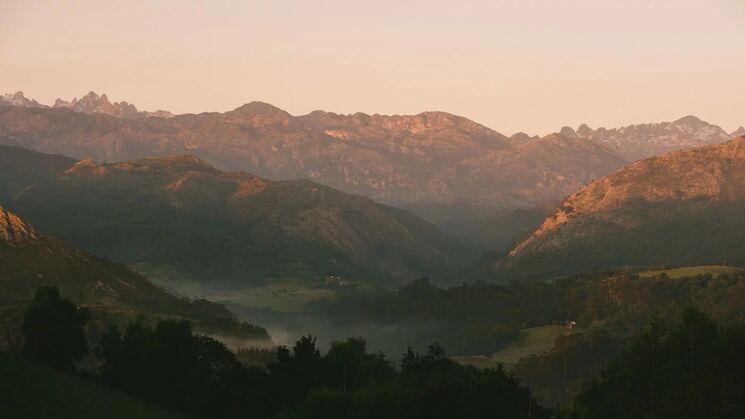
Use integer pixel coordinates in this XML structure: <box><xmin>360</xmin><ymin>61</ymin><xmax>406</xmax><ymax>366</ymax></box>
<box><xmin>16</xmin><ymin>285</ymin><xmax>745</xmax><ymax>418</ymax></box>
<box><xmin>313</xmin><ymin>271</ymin><xmax>745</xmax><ymax>354</ymax></box>
<box><xmin>18</xmin><ymin>286</ymin><xmax>550</xmax><ymax>419</ymax></box>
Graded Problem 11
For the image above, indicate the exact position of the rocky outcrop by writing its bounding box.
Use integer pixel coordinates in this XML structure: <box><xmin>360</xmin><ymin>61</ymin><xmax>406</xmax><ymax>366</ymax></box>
<box><xmin>53</xmin><ymin>91</ymin><xmax>173</xmax><ymax>119</ymax></box>
<box><xmin>494</xmin><ymin>136</ymin><xmax>745</xmax><ymax>281</ymax></box>
<box><xmin>0</xmin><ymin>92</ymin><xmax>45</xmax><ymax>108</ymax></box>
<box><xmin>0</xmin><ymin>206</ymin><xmax>39</xmax><ymax>245</ymax></box>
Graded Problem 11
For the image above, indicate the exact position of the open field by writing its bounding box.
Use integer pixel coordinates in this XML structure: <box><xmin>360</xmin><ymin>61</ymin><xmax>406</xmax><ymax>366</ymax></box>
<box><xmin>0</xmin><ymin>354</ymin><xmax>187</xmax><ymax>419</ymax></box>
<box><xmin>136</xmin><ymin>263</ymin><xmax>334</xmax><ymax>313</ymax></box>
<box><xmin>638</xmin><ymin>265</ymin><xmax>742</xmax><ymax>279</ymax></box>
<box><xmin>142</xmin><ymin>274</ymin><xmax>336</xmax><ymax>315</ymax></box>
<box><xmin>453</xmin><ymin>325</ymin><xmax>569</xmax><ymax>368</ymax></box>
<box><xmin>137</xmin><ymin>263</ymin><xmax>374</xmax><ymax>314</ymax></box>
<box><xmin>207</xmin><ymin>283</ymin><xmax>336</xmax><ymax>313</ymax></box>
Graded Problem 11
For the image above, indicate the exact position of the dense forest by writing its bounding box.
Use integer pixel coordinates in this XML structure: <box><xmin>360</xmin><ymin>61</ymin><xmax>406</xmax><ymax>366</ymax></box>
<box><xmin>10</xmin><ymin>286</ymin><xmax>551</xmax><ymax>419</ymax></box>
<box><xmin>311</xmin><ymin>270</ymin><xmax>745</xmax><ymax>404</ymax></box>
<box><xmin>314</xmin><ymin>271</ymin><xmax>745</xmax><ymax>351</ymax></box>
<box><xmin>8</xmin><ymin>285</ymin><xmax>745</xmax><ymax>418</ymax></box>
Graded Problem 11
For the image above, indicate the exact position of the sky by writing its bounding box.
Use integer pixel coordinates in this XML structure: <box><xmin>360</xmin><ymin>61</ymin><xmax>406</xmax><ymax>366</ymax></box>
<box><xmin>0</xmin><ymin>0</ymin><xmax>744</xmax><ymax>135</ymax></box>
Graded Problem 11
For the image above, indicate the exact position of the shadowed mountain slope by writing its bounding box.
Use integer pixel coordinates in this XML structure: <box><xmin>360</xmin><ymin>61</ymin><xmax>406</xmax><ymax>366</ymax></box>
<box><xmin>0</xmin><ymin>204</ymin><xmax>271</xmax><ymax>348</ymax></box>
<box><xmin>4</xmin><ymin>150</ymin><xmax>467</xmax><ymax>284</ymax></box>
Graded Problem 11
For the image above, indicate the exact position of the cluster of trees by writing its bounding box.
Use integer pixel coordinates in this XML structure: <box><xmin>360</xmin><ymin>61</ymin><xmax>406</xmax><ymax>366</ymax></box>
<box><xmin>21</xmin><ymin>287</ymin><xmax>90</xmax><ymax>372</ymax></box>
<box><xmin>314</xmin><ymin>271</ymin><xmax>745</xmax><ymax>355</ymax></box>
<box><xmin>513</xmin><ymin>329</ymin><xmax>624</xmax><ymax>406</ymax></box>
<box><xmin>571</xmin><ymin>307</ymin><xmax>745</xmax><ymax>418</ymax></box>
<box><xmin>18</xmin><ymin>286</ymin><xmax>550</xmax><ymax>419</ymax></box>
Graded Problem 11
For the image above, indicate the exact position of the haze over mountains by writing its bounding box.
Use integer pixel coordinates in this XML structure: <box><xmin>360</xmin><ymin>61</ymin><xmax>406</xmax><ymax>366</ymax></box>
<box><xmin>2</xmin><ymin>91</ymin><xmax>740</xmax><ymax>215</ymax></box>
<box><xmin>562</xmin><ymin>115</ymin><xmax>737</xmax><ymax>161</ymax></box>
<box><xmin>494</xmin><ymin>135</ymin><xmax>745</xmax><ymax>280</ymax></box>
<box><xmin>0</xmin><ymin>91</ymin><xmax>173</xmax><ymax>119</ymax></box>
<box><xmin>5</xmin><ymin>87</ymin><xmax>745</xmax><ymax>415</ymax></box>
<box><xmin>2</xmin><ymin>91</ymin><xmax>743</xmax><ymax>268</ymax></box>
<box><xmin>0</xmin><ymin>91</ymin><xmax>623</xmax><ymax>210</ymax></box>
<box><xmin>0</xmin><ymin>145</ymin><xmax>465</xmax><ymax>284</ymax></box>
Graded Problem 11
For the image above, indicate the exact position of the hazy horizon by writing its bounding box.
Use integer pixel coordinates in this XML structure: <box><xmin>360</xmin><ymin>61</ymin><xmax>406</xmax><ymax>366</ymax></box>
<box><xmin>1</xmin><ymin>0</ymin><xmax>744</xmax><ymax>135</ymax></box>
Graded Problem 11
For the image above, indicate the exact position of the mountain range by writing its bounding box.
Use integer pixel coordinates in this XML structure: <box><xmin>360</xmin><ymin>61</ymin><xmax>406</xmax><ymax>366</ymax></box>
<box><xmin>0</xmin><ymin>92</ymin><xmax>626</xmax><ymax>210</ymax></box>
<box><xmin>0</xmin><ymin>91</ymin><xmax>173</xmax><ymax>119</ymax></box>
<box><xmin>493</xmin><ymin>135</ymin><xmax>745</xmax><ymax>280</ymax></box>
<box><xmin>561</xmin><ymin>115</ymin><xmax>738</xmax><ymax>160</ymax></box>
<box><xmin>0</xmin><ymin>145</ymin><xmax>466</xmax><ymax>285</ymax></box>
<box><xmin>2</xmin><ymin>91</ymin><xmax>743</xmax><ymax>267</ymax></box>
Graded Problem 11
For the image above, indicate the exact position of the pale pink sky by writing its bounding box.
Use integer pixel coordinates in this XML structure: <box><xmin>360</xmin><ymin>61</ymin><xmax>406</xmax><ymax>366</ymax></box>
<box><xmin>1</xmin><ymin>0</ymin><xmax>743</xmax><ymax>135</ymax></box>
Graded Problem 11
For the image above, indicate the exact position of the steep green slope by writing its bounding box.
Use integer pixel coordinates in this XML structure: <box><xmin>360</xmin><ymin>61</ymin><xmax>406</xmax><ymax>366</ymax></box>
<box><xmin>0</xmin><ymin>144</ymin><xmax>75</xmax><ymax>201</ymax></box>
<box><xmin>401</xmin><ymin>201</ymin><xmax>555</xmax><ymax>252</ymax></box>
<box><xmin>494</xmin><ymin>136</ymin><xmax>745</xmax><ymax>281</ymax></box>
<box><xmin>0</xmin><ymin>206</ymin><xmax>270</xmax><ymax>345</ymax></box>
<box><xmin>0</xmin><ymin>354</ymin><xmax>188</xmax><ymax>419</ymax></box>
<box><xmin>7</xmin><ymin>153</ymin><xmax>467</xmax><ymax>285</ymax></box>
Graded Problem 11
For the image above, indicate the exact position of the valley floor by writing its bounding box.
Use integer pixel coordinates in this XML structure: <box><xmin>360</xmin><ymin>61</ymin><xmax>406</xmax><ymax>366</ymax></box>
<box><xmin>452</xmin><ymin>325</ymin><xmax>569</xmax><ymax>368</ymax></box>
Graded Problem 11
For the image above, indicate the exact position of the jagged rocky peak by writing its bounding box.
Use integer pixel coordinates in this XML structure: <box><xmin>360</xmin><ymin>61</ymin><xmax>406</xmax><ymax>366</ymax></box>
<box><xmin>569</xmin><ymin>115</ymin><xmax>731</xmax><ymax>160</ymax></box>
<box><xmin>576</xmin><ymin>123</ymin><xmax>594</xmax><ymax>137</ymax></box>
<box><xmin>53</xmin><ymin>91</ymin><xmax>102</xmax><ymax>108</ymax></box>
<box><xmin>0</xmin><ymin>206</ymin><xmax>39</xmax><ymax>245</ymax></box>
<box><xmin>0</xmin><ymin>91</ymin><xmax>45</xmax><ymax>108</ymax></box>
<box><xmin>54</xmin><ymin>91</ymin><xmax>139</xmax><ymax>119</ymax></box>
<box><xmin>52</xmin><ymin>91</ymin><xmax>173</xmax><ymax>120</ymax></box>
<box><xmin>559</xmin><ymin>126</ymin><xmax>578</xmax><ymax>139</ymax></box>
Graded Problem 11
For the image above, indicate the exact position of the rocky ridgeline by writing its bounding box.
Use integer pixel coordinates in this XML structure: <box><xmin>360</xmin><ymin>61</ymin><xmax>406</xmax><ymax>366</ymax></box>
<box><xmin>0</xmin><ymin>91</ymin><xmax>173</xmax><ymax>119</ymax></box>
<box><xmin>1</xmin><ymin>91</ymin><xmax>741</xmax><ymax>209</ymax></box>
<box><xmin>0</xmin><ymin>206</ymin><xmax>39</xmax><ymax>245</ymax></box>
<box><xmin>496</xmin><ymin>136</ymin><xmax>745</xmax><ymax>280</ymax></box>
<box><xmin>559</xmin><ymin>115</ymin><xmax>736</xmax><ymax>160</ymax></box>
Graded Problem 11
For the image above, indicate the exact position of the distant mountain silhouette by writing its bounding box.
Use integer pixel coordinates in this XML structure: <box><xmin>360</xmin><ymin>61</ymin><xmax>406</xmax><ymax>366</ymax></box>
<box><xmin>567</xmin><ymin>115</ymin><xmax>732</xmax><ymax>160</ymax></box>
<box><xmin>0</xmin><ymin>93</ymin><xmax>626</xmax><ymax>208</ymax></box>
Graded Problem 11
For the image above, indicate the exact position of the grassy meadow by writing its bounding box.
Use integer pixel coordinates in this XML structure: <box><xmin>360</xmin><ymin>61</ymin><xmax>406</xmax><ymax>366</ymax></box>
<box><xmin>639</xmin><ymin>265</ymin><xmax>742</xmax><ymax>279</ymax></box>
<box><xmin>453</xmin><ymin>325</ymin><xmax>569</xmax><ymax>368</ymax></box>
